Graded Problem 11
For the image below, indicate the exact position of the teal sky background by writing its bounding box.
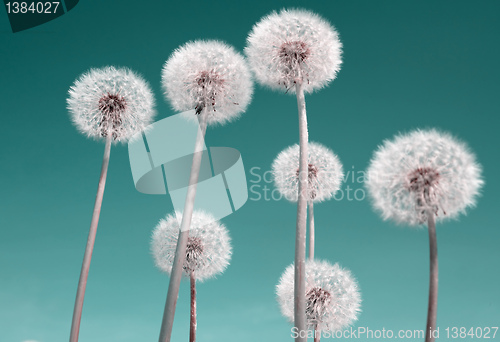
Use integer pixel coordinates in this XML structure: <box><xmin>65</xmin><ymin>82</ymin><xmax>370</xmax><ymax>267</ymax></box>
<box><xmin>1</xmin><ymin>1</ymin><xmax>499</xmax><ymax>341</ymax></box>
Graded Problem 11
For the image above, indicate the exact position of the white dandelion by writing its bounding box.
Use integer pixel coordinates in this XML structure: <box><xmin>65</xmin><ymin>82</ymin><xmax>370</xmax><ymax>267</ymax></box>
<box><xmin>277</xmin><ymin>260</ymin><xmax>361</xmax><ymax>340</ymax></box>
<box><xmin>273</xmin><ymin>142</ymin><xmax>344</xmax><ymax>203</ymax></box>
<box><xmin>151</xmin><ymin>211</ymin><xmax>232</xmax><ymax>281</ymax></box>
<box><xmin>159</xmin><ymin>40</ymin><xmax>252</xmax><ymax>342</ymax></box>
<box><xmin>272</xmin><ymin>142</ymin><xmax>343</xmax><ymax>259</ymax></box>
<box><xmin>67</xmin><ymin>66</ymin><xmax>155</xmax><ymax>342</ymax></box>
<box><xmin>366</xmin><ymin>129</ymin><xmax>483</xmax><ymax>226</ymax></box>
<box><xmin>152</xmin><ymin>211</ymin><xmax>231</xmax><ymax>342</ymax></box>
<box><xmin>162</xmin><ymin>40</ymin><xmax>253</xmax><ymax>126</ymax></box>
<box><xmin>246</xmin><ymin>10</ymin><xmax>343</xmax><ymax>337</ymax></box>
<box><xmin>365</xmin><ymin>128</ymin><xmax>483</xmax><ymax>342</ymax></box>
<box><xmin>245</xmin><ymin>8</ymin><xmax>342</xmax><ymax>94</ymax></box>
<box><xmin>67</xmin><ymin>66</ymin><xmax>155</xmax><ymax>143</ymax></box>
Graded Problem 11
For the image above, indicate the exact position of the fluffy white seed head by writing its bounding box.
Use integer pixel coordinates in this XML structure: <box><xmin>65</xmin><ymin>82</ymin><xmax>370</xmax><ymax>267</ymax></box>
<box><xmin>245</xmin><ymin>8</ymin><xmax>342</xmax><ymax>94</ymax></box>
<box><xmin>277</xmin><ymin>260</ymin><xmax>361</xmax><ymax>332</ymax></box>
<box><xmin>67</xmin><ymin>66</ymin><xmax>156</xmax><ymax>143</ymax></box>
<box><xmin>151</xmin><ymin>211</ymin><xmax>232</xmax><ymax>281</ymax></box>
<box><xmin>272</xmin><ymin>142</ymin><xmax>344</xmax><ymax>203</ymax></box>
<box><xmin>365</xmin><ymin>129</ymin><xmax>484</xmax><ymax>226</ymax></box>
<box><xmin>162</xmin><ymin>40</ymin><xmax>253</xmax><ymax>126</ymax></box>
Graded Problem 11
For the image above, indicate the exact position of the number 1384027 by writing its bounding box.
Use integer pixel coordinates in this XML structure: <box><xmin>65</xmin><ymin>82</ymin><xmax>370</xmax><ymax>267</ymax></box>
<box><xmin>5</xmin><ymin>2</ymin><xmax>61</xmax><ymax>14</ymax></box>
<box><xmin>445</xmin><ymin>327</ymin><xmax>498</xmax><ymax>339</ymax></box>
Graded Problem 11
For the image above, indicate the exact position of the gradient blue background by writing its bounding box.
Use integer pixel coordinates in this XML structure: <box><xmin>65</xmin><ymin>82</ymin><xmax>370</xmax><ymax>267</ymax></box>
<box><xmin>1</xmin><ymin>1</ymin><xmax>499</xmax><ymax>341</ymax></box>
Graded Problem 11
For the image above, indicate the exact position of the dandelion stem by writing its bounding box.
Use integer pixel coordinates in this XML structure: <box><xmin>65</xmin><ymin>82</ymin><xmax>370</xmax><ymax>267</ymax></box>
<box><xmin>425</xmin><ymin>212</ymin><xmax>438</xmax><ymax>342</ymax></box>
<box><xmin>294</xmin><ymin>78</ymin><xmax>308</xmax><ymax>342</ymax></box>
<box><xmin>69</xmin><ymin>134</ymin><xmax>112</xmax><ymax>342</ymax></box>
<box><xmin>308</xmin><ymin>201</ymin><xmax>315</xmax><ymax>260</ymax></box>
<box><xmin>158</xmin><ymin>111</ymin><xmax>208</xmax><ymax>342</ymax></box>
<box><xmin>314</xmin><ymin>324</ymin><xmax>321</xmax><ymax>342</ymax></box>
<box><xmin>190</xmin><ymin>272</ymin><xmax>197</xmax><ymax>342</ymax></box>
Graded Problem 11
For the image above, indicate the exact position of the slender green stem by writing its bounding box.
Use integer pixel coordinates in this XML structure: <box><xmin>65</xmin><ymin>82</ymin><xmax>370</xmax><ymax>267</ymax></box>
<box><xmin>294</xmin><ymin>79</ymin><xmax>308</xmax><ymax>342</ymax></box>
<box><xmin>308</xmin><ymin>201</ymin><xmax>314</xmax><ymax>260</ymax></box>
<box><xmin>158</xmin><ymin>112</ymin><xmax>208</xmax><ymax>342</ymax></box>
<box><xmin>425</xmin><ymin>212</ymin><xmax>438</xmax><ymax>342</ymax></box>
<box><xmin>70</xmin><ymin>135</ymin><xmax>112</xmax><ymax>342</ymax></box>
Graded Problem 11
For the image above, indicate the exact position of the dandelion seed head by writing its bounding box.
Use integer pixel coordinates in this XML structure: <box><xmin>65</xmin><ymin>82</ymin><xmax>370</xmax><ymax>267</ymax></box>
<box><xmin>151</xmin><ymin>211</ymin><xmax>232</xmax><ymax>281</ymax></box>
<box><xmin>306</xmin><ymin>287</ymin><xmax>332</xmax><ymax>323</ymax></box>
<box><xmin>162</xmin><ymin>40</ymin><xmax>253</xmax><ymax>126</ymax></box>
<box><xmin>276</xmin><ymin>260</ymin><xmax>362</xmax><ymax>331</ymax></box>
<box><xmin>365</xmin><ymin>129</ymin><xmax>484</xmax><ymax>226</ymax></box>
<box><xmin>185</xmin><ymin>236</ymin><xmax>204</xmax><ymax>273</ymax></box>
<box><xmin>67</xmin><ymin>66</ymin><xmax>156</xmax><ymax>143</ymax></box>
<box><xmin>245</xmin><ymin>8</ymin><xmax>342</xmax><ymax>93</ymax></box>
<box><xmin>272</xmin><ymin>142</ymin><xmax>344</xmax><ymax>202</ymax></box>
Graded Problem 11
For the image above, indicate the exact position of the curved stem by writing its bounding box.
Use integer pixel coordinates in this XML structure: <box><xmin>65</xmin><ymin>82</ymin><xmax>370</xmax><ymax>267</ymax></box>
<box><xmin>189</xmin><ymin>273</ymin><xmax>197</xmax><ymax>342</ymax></box>
<box><xmin>425</xmin><ymin>212</ymin><xmax>438</xmax><ymax>342</ymax></box>
<box><xmin>308</xmin><ymin>201</ymin><xmax>314</xmax><ymax>260</ymax></box>
<box><xmin>294</xmin><ymin>79</ymin><xmax>308</xmax><ymax>342</ymax></box>
<box><xmin>69</xmin><ymin>135</ymin><xmax>112</xmax><ymax>342</ymax></box>
<box><xmin>158</xmin><ymin>112</ymin><xmax>208</xmax><ymax>342</ymax></box>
